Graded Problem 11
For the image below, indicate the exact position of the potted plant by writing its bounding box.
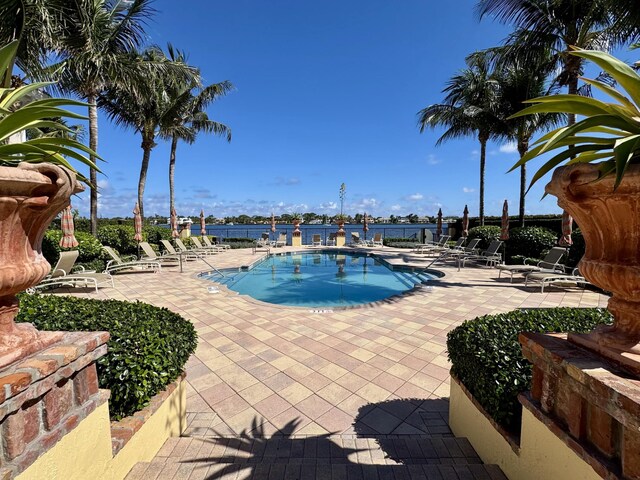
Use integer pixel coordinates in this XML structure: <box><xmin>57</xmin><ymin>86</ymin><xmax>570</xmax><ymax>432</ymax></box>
<box><xmin>511</xmin><ymin>48</ymin><xmax>640</xmax><ymax>370</ymax></box>
<box><xmin>0</xmin><ymin>41</ymin><xmax>99</xmax><ymax>367</ymax></box>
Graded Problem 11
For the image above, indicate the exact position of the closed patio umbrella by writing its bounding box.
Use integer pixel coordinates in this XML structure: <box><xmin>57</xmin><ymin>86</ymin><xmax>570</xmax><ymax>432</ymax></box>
<box><xmin>59</xmin><ymin>205</ymin><xmax>78</xmax><ymax>248</ymax></box>
<box><xmin>170</xmin><ymin>207</ymin><xmax>179</xmax><ymax>239</ymax></box>
<box><xmin>462</xmin><ymin>205</ymin><xmax>469</xmax><ymax>237</ymax></box>
<box><xmin>200</xmin><ymin>209</ymin><xmax>206</xmax><ymax>236</ymax></box>
<box><xmin>363</xmin><ymin>212</ymin><xmax>369</xmax><ymax>240</ymax></box>
<box><xmin>133</xmin><ymin>203</ymin><xmax>143</xmax><ymax>242</ymax></box>
<box><xmin>559</xmin><ymin>210</ymin><xmax>573</xmax><ymax>247</ymax></box>
<box><xmin>500</xmin><ymin>200</ymin><xmax>509</xmax><ymax>241</ymax></box>
<box><xmin>436</xmin><ymin>208</ymin><xmax>443</xmax><ymax>239</ymax></box>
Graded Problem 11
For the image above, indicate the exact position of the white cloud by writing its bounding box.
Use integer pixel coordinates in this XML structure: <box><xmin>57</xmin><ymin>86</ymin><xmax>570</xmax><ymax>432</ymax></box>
<box><xmin>390</xmin><ymin>204</ymin><xmax>402</xmax><ymax>212</ymax></box>
<box><xmin>426</xmin><ymin>154</ymin><xmax>440</xmax><ymax>166</ymax></box>
<box><xmin>499</xmin><ymin>142</ymin><xmax>518</xmax><ymax>154</ymax></box>
<box><xmin>463</xmin><ymin>187</ymin><xmax>475</xmax><ymax>193</ymax></box>
<box><xmin>408</xmin><ymin>193</ymin><xmax>423</xmax><ymax>201</ymax></box>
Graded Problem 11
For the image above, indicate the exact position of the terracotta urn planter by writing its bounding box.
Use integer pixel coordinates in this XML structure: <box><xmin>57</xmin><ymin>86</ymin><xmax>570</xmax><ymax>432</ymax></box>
<box><xmin>0</xmin><ymin>163</ymin><xmax>83</xmax><ymax>368</ymax></box>
<box><xmin>546</xmin><ymin>163</ymin><xmax>640</xmax><ymax>372</ymax></box>
<box><xmin>292</xmin><ymin>218</ymin><xmax>301</xmax><ymax>236</ymax></box>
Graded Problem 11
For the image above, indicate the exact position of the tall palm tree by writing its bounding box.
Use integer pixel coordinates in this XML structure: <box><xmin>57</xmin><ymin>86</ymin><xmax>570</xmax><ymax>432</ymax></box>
<box><xmin>418</xmin><ymin>54</ymin><xmax>504</xmax><ymax>225</ymax></box>
<box><xmin>99</xmin><ymin>47</ymin><xmax>197</xmax><ymax>219</ymax></box>
<box><xmin>476</xmin><ymin>0</ymin><xmax>628</xmax><ymax>126</ymax></box>
<box><xmin>159</xmin><ymin>48</ymin><xmax>233</xmax><ymax>218</ymax></box>
<box><xmin>0</xmin><ymin>0</ymin><xmax>156</xmax><ymax>234</ymax></box>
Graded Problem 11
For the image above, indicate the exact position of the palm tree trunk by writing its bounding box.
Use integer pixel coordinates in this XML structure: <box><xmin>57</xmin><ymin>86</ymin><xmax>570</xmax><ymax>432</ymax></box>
<box><xmin>138</xmin><ymin>137</ymin><xmax>153</xmax><ymax>219</ymax></box>
<box><xmin>169</xmin><ymin>135</ymin><xmax>178</xmax><ymax>216</ymax></box>
<box><xmin>518</xmin><ymin>138</ymin><xmax>529</xmax><ymax>228</ymax></box>
<box><xmin>88</xmin><ymin>94</ymin><xmax>99</xmax><ymax>236</ymax></box>
<box><xmin>479</xmin><ymin>133</ymin><xmax>488</xmax><ymax>226</ymax></box>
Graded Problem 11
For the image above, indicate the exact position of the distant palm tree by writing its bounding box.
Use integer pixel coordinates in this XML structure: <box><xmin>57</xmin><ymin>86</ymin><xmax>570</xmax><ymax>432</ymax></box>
<box><xmin>0</xmin><ymin>0</ymin><xmax>156</xmax><ymax>234</ymax></box>
<box><xmin>99</xmin><ymin>47</ymin><xmax>197</xmax><ymax>218</ymax></box>
<box><xmin>476</xmin><ymin>0</ymin><xmax>629</xmax><ymax>126</ymax></box>
<box><xmin>418</xmin><ymin>54</ymin><xmax>504</xmax><ymax>225</ymax></box>
<box><xmin>159</xmin><ymin>47</ymin><xmax>233</xmax><ymax>218</ymax></box>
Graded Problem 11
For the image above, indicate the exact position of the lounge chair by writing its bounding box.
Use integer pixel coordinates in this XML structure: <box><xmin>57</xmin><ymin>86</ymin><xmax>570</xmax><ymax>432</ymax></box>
<box><xmin>458</xmin><ymin>240</ymin><xmax>503</xmax><ymax>269</ymax></box>
<box><xmin>442</xmin><ymin>238</ymin><xmax>481</xmax><ymax>261</ymax></box>
<box><xmin>327</xmin><ymin>233</ymin><xmax>337</xmax><ymax>246</ymax></box>
<box><xmin>161</xmin><ymin>239</ymin><xmax>201</xmax><ymax>260</ymax></box>
<box><xmin>30</xmin><ymin>250</ymin><xmax>114</xmax><ymax>293</ymax></box>
<box><xmin>192</xmin><ymin>237</ymin><xmax>224</xmax><ymax>253</ymax></box>
<box><xmin>175</xmin><ymin>238</ymin><xmax>216</xmax><ymax>256</ymax></box>
<box><xmin>103</xmin><ymin>246</ymin><xmax>161</xmax><ymax>274</ymax></box>
<box><xmin>496</xmin><ymin>247</ymin><xmax>567</xmax><ymax>282</ymax></box>
<box><xmin>311</xmin><ymin>234</ymin><xmax>323</xmax><ymax>247</ymax></box>
<box><xmin>272</xmin><ymin>233</ymin><xmax>286</xmax><ymax>248</ymax></box>
<box><xmin>202</xmin><ymin>236</ymin><xmax>230</xmax><ymax>250</ymax></box>
<box><xmin>525</xmin><ymin>267</ymin><xmax>589</xmax><ymax>293</ymax></box>
<box><xmin>139</xmin><ymin>241</ymin><xmax>180</xmax><ymax>265</ymax></box>
<box><xmin>371</xmin><ymin>233</ymin><xmax>383</xmax><ymax>247</ymax></box>
<box><xmin>350</xmin><ymin>232</ymin><xmax>369</xmax><ymax>247</ymax></box>
<box><xmin>413</xmin><ymin>235</ymin><xmax>450</xmax><ymax>254</ymax></box>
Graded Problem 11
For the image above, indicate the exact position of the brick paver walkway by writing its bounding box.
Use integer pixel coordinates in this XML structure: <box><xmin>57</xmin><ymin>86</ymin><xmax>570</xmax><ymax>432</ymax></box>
<box><xmin>59</xmin><ymin>246</ymin><xmax>608</xmax><ymax>479</ymax></box>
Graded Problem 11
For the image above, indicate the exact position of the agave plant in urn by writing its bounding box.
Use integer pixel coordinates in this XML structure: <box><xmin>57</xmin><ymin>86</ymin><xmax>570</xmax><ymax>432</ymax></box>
<box><xmin>511</xmin><ymin>48</ymin><xmax>640</xmax><ymax>373</ymax></box>
<box><xmin>0</xmin><ymin>41</ymin><xmax>100</xmax><ymax>368</ymax></box>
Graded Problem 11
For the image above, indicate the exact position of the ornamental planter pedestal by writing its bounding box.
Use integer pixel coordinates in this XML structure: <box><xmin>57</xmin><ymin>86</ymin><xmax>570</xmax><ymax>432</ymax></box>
<box><xmin>336</xmin><ymin>220</ymin><xmax>346</xmax><ymax>247</ymax></box>
<box><xmin>292</xmin><ymin>219</ymin><xmax>302</xmax><ymax>247</ymax></box>
<box><xmin>0</xmin><ymin>163</ymin><xmax>82</xmax><ymax>368</ymax></box>
<box><xmin>546</xmin><ymin>163</ymin><xmax>640</xmax><ymax>374</ymax></box>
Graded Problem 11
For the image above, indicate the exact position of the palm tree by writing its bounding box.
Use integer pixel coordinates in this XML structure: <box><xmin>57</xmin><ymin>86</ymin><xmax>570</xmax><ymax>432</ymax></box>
<box><xmin>159</xmin><ymin>48</ymin><xmax>233</xmax><ymax>218</ymax></box>
<box><xmin>418</xmin><ymin>54</ymin><xmax>504</xmax><ymax>225</ymax></box>
<box><xmin>99</xmin><ymin>47</ymin><xmax>197</xmax><ymax>219</ymax></box>
<box><xmin>476</xmin><ymin>0</ymin><xmax>629</xmax><ymax>126</ymax></box>
<box><xmin>0</xmin><ymin>0</ymin><xmax>156</xmax><ymax>234</ymax></box>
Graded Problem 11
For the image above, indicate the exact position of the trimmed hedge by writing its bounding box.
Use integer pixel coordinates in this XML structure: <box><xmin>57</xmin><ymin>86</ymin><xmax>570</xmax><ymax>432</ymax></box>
<box><xmin>447</xmin><ymin>308</ymin><xmax>612</xmax><ymax>434</ymax></box>
<box><xmin>505</xmin><ymin>227</ymin><xmax>557</xmax><ymax>264</ymax></box>
<box><xmin>42</xmin><ymin>230</ymin><xmax>107</xmax><ymax>272</ymax></box>
<box><xmin>467</xmin><ymin>226</ymin><xmax>501</xmax><ymax>250</ymax></box>
<box><xmin>17</xmin><ymin>294</ymin><xmax>197</xmax><ymax>420</ymax></box>
<box><xmin>97</xmin><ymin>225</ymin><xmax>138</xmax><ymax>256</ymax></box>
<box><xmin>143</xmin><ymin>225</ymin><xmax>173</xmax><ymax>245</ymax></box>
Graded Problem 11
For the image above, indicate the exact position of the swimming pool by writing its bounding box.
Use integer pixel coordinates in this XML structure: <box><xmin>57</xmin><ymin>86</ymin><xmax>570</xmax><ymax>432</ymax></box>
<box><xmin>200</xmin><ymin>251</ymin><xmax>437</xmax><ymax>308</ymax></box>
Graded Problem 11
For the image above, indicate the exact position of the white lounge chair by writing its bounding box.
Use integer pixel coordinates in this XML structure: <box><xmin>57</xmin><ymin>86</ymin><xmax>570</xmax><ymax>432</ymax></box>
<box><xmin>525</xmin><ymin>267</ymin><xmax>589</xmax><ymax>293</ymax></box>
<box><xmin>311</xmin><ymin>234</ymin><xmax>323</xmax><ymax>247</ymax></box>
<box><xmin>371</xmin><ymin>233</ymin><xmax>383</xmax><ymax>247</ymax></box>
<box><xmin>175</xmin><ymin>238</ymin><xmax>216</xmax><ymax>256</ymax></box>
<box><xmin>350</xmin><ymin>232</ymin><xmax>369</xmax><ymax>247</ymax></box>
<box><xmin>161</xmin><ymin>240</ymin><xmax>200</xmax><ymax>260</ymax></box>
<box><xmin>103</xmin><ymin>246</ymin><xmax>161</xmax><ymax>274</ymax></box>
<box><xmin>326</xmin><ymin>233</ymin><xmax>337</xmax><ymax>246</ymax></box>
<box><xmin>496</xmin><ymin>247</ymin><xmax>568</xmax><ymax>282</ymax></box>
<box><xmin>140</xmin><ymin>241</ymin><xmax>180</xmax><ymax>265</ymax></box>
<box><xmin>192</xmin><ymin>237</ymin><xmax>224</xmax><ymax>253</ymax></box>
<box><xmin>202</xmin><ymin>236</ymin><xmax>230</xmax><ymax>250</ymax></box>
<box><xmin>272</xmin><ymin>233</ymin><xmax>286</xmax><ymax>248</ymax></box>
<box><xmin>30</xmin><ymin>250</ymin><xmax>114</xmax><ymax>293</ymax></box>
<box><xmin>414</xmin><ymin>235</ymin><xmax>450</xmax><ymax>254</ymax></box>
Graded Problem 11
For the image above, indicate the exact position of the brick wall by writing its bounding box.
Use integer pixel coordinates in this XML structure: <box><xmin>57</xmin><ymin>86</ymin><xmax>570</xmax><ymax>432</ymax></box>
<box><xmin>0</xmin><ymin>331</ymin><xmax>109</xmax><ymax>479</ymax></box>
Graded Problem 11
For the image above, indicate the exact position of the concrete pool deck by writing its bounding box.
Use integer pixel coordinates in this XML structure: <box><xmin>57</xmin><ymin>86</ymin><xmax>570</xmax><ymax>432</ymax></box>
<box><xmin>54</xmin><ymin>246</ymin><xmax>608</xmax><ymax>478</ymax></box>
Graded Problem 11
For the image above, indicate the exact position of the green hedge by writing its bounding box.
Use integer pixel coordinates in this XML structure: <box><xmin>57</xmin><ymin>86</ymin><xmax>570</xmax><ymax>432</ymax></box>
<box><xmin>97</xmin><ymin>225</ymin><xmax>138</xmax><ymax>255</ymax></box>
<box><xmin>18</xmin><ymin>294</ymin><xmax>197</xmax><ymax>420</ymax></box>
<box><xmin>505</xmin><ymin>227</ymin><xmax>557</xmax><ymax>264</ymax></box>
<box><xmin>467</xmin><ymin>226</ymin><xmax>501</xmax><ymax>250</ymax></box>
<box><xmin>143</xmin><ymin>225</ymin><xmax>173</xmax><ymax>245</ymax></box>
<box><xmin>447</xmin><ymin>308</ymin><xmax>612</xmax><ymax>434</ymax></box>
<box><xmin>42</xmin><ymin>230</ymin><xmax>107</xmax><ymax>272</ymax></box>
<box><xmin>567</xmin><ymin>230</ymin><xmax>585</xmax><ymax>268</ymax></box>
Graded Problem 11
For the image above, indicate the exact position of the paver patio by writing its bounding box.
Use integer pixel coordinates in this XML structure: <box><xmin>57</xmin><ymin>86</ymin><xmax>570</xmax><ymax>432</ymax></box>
<box><xmin>59</xmin><ymin>246</ymin><xmax>608</xmax><ymax>478</ymax></box>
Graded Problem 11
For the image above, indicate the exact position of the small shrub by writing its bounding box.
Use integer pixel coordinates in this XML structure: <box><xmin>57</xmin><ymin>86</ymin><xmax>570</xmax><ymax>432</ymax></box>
<box><xmin>467</xmin><ymin>226</ymin><xmax>501</xmax><ymax>250</ymax></box>
<box><xmin>447</xmin><ymin>308</ymin><xmax>612</xmax><ymax>434</ymax></box>
<box><xmin>143</xmin><ymin>225</ymin><xmax>172</xmax><ymax>245</ymax></box>
<box><xmin>17</xmin><ymin>294</ymin><xmax>197</xmax><ymax>420</ymax></box>
<box><xmin>383</xmin><ymin>237</ymin><xmax>415</xmax><ymax>247</ymax></box>
<box><xmin>505</xmin><ymin>227</ymin><xmax>557</xmax><ymax>264</ymax></box>
<box><xmin>42</xmin><ymin>230</ymin><xmax>104</xmax><ymax>267</ymax></box>
<box><xmin>97</xmin><ymin>225</ymin><xmax>139</xmax><ymax>255</ymax></box>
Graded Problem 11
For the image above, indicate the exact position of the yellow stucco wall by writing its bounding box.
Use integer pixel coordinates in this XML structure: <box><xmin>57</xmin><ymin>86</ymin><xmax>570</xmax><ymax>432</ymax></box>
<box><xmin>17</xmin><ymin>378</ymin><xmax>186</xmax><ymax>480</ymax></box>
<box><xmin>336</xmin><ymin>235</ymin><xmax>346</xmax><ymax>247</ymax></box>
<box><xmin>449</xmin><ymin>379</ymin><xmax>601</xmax><ymax>480</ymax></box>
<box><xmin>292</xmin><ymin>236</ymin><xmax>302</xmax><ymax>247</ymax></box>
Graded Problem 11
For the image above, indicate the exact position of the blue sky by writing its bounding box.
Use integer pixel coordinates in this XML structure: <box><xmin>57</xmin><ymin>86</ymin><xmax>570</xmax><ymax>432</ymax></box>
<box><xmin>69</xmin><ymin>0</ymin><xmax>623</xmax><ymax>219</ymax></box>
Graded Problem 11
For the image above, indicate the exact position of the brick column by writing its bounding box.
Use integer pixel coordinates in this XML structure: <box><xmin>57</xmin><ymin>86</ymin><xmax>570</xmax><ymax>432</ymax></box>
<box><xmin>520</xmin><ymin>332</ymin><xmax>640</xmax><ymax>479</ymax></box>
<box><xmin>0</xmin><ymin>331</ymin><xmax>109</xmax><ymax>479</ymax></box>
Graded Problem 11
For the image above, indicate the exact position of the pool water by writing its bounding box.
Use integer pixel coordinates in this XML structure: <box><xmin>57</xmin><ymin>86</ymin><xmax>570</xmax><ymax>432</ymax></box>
<box><xmin>200</xmin><ymin>251</ymin><xmax>436</xmax><ymax>308</ymax></box>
